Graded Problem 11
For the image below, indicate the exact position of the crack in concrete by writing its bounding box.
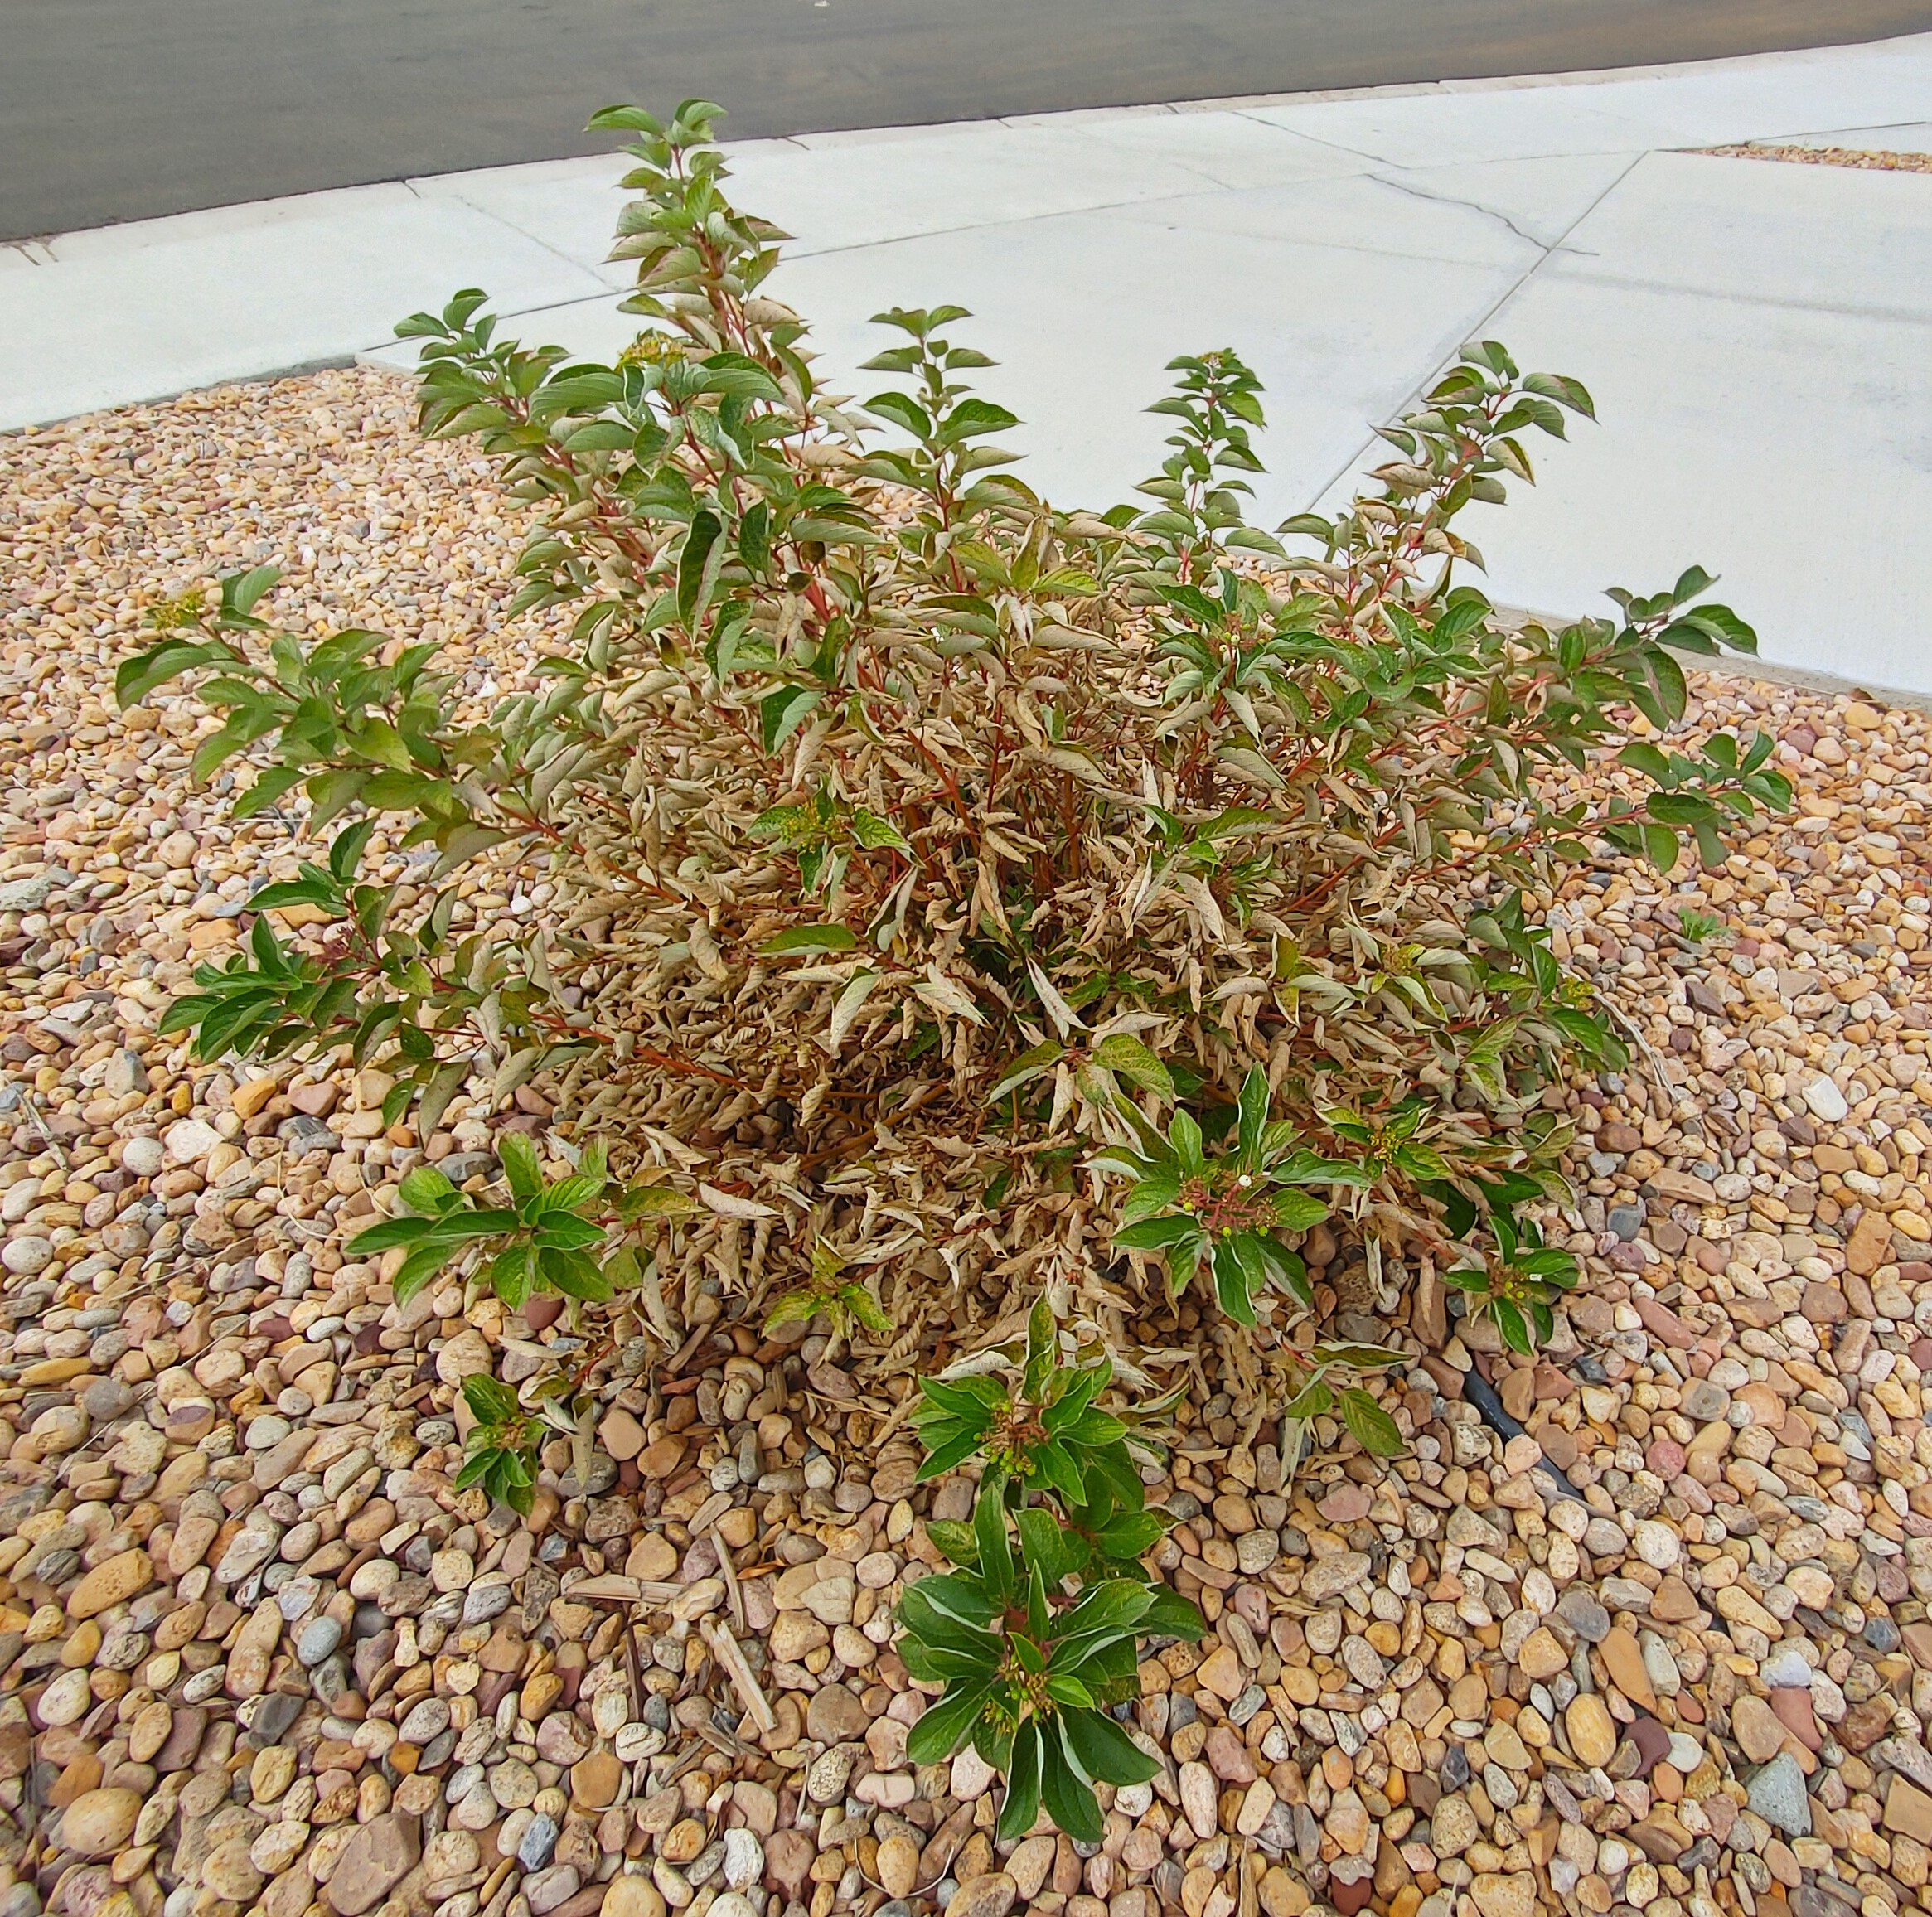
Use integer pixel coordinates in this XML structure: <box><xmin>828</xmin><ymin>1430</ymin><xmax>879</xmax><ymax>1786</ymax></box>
<box><xmin>1295</xmin><ymin>151</ymin><xmax>1644</xmax><ymax>520</ymax></box>
<box><xmin>1365</xmin><ymin>170</ymin><xmax>1552</xmax><ymax>253</ymax></box>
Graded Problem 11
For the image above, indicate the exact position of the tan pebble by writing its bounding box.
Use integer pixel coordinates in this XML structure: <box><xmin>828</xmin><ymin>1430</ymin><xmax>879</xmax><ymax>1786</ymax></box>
<box><xmin>127</xmin><ymin>1701</ymin><xmax>172</xmax><ymax>1764</ymax></box>
<box><xmin>1597</xmin><ymin>1628</ymin><xmax>1657</xmax><ymax>1711</ymax></box>
<box><xmin>946</xmin><ymin>1874</ymin><xmax>1018</xmax><ymax>1917</ymax></box>
<box><xmin>61</xmin><ymin>1619</ymin><xmax>103</xmax><ymax>1668</ymax></box>
<box><xmin>1258</xmin><ymin>1865</ymin><xmax>1310</xmax><ymax>1917</ymax></box>
<box><xmin>877</xmin><ymin>1834</ymin><xmax>919</xmax><ymax>1900</ymax></box>
<box><xmin>37</xmin><ymin>1667</ymin><xmax>91</xmax><ymax>1725</ymax></box>
<box><xmin>67</xmin><ymin>1547</ymin><xmax>153</xmax><ymax>1618</ymax></box>
<box><xmin>1237</xmin><ymin>1778</ymin><xmax>1278</xmax><ymax>1837</ymax></box>
<box><xmin>1566</xmin><ymin>1694</ymin><xmax>1617</xmax><ymax>1769</ymax></box>
<box><xmin>572</xmin><ymin>1751</ymin><xmax>623</xmax><ymax>1809</ymax></box>
<box><xmin>661</xmin><ymin>1818</ymin><xmax>706</xmax><ymax>1865</ymax></box>
<box><xmin>1470</xmin><ymin>1871</ymin><xmax>1537</xmax><ymax>1917</ymax></box>
<box><xmin>600</xmin><ymin>1409</ymin><xmax>646</xmax><ymax>1463</ymax></box>
<box><xmin>58</xmin><ymin>1788</ymin><xmax>142</xmax><ymax>1857</ymax></box>
<box><xmin>624</xmin><ymin>1534</ymin><xmax>679</xmax><ymax>1581</ymax></box>
<box><xmin>1195</xmin><ymin>1643</ymin><xmax>1246</xmax><ymax>1702</ymax></box>
<box><xmin>1515</xmin><ymin>1626</ymin><xmax>1568</xmax><ymax>1682</ymax></box>
<box><xmin>600</xmin><ymin>1880</ymin><xmax>667</xmax><ymax>1917</ymax></box>
<box><xmin>1007</xmin><ymin>1834</ymin><xmax>1056</xmax><ymax>1901</ymax></box>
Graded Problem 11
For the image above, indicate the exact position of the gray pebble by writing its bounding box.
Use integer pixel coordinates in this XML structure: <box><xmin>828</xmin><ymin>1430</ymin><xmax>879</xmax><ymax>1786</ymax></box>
<box><xmin>462</xmin><ymin>1581</ymin><xmax>513</xmax><ymax>1625</ymax></box>
<box><xmin>517</xmin><ymin>1817</ymin><xmax>560</xmax><ymax>1871</ymax></box>
<box><xmin>296</xmin><ymin>1617</ymin><xmax>344</xmax><ymax>1667</ymax></box>
<box><xmin>1556</xmin><ymin>1588</ymin><xmax>1610</xmax><ymax>1643</ymax></box>
<box><xmin>1746</xmin><ymin>1753</ymin><xmax>1812</xmax><ymax>1837</ymax></box>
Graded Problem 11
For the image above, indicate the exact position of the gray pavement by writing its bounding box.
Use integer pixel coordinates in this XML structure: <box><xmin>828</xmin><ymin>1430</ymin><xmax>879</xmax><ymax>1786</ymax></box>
<box><xmin>7</xmin><ymin>0</ymin><xmax>1932</xmax><ymax>240</ymax></box>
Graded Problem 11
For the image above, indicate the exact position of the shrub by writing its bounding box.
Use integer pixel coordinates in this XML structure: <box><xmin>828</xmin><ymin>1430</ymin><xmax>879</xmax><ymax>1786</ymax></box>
<box><xmin>123</xmin><ymin>96</ymin><xmax>1789</xmax><ymax>1836</ymax></box>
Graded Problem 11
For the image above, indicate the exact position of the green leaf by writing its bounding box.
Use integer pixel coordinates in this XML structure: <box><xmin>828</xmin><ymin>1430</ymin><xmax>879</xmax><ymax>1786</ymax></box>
<box><xmin>975</xmin><ymin>1489</ymin><xmax>1015</xmax><ymax>1607</ymax></box>
<box><xmin>925</xmin><ymin>1520</ymin><xmax>981</xmax><ymax>1568</ymax></box>
<box><xmin>905</xmin><ymin>1683</ymin><xmax>990</xmax><ymax>1765</ymax></box>
<box><xmin>760</xmin><ymin>685</ymin><xmax>821</xmax><ymax>753</ymax></box>
<box><xmin>497</xmin><ymin>1131</ymin><xmax>541</xmax><ymax>1203</ymax></box>
<box><xmin>462</xmin><ymin>1372</ymin><xmax>519</xmax><ymax>1424</ymax></box>
<box><xmin>397</xmin><ymin>1164</ymin><xmax>458</xmax><ymax>1214</ymax></box>
<box><xmin>1089</xmin><ymin>1034</ymin><xmax>1174</xmax><ymax>1101</ymax></box>
<box><xmin>390</xmin><ymin>1242</ymin><xmax>453</xmax><ymax>1307</ymax></box>
<box><xmin>677</xmin><ymin>510</ymin><xmax>723</xmax><ymax>629</ymax></box>
<box><xmin>997</xmin><ymin>1721</ymin><xmax>1044</xmax><ymax>1844</ymax></box>
<box><xmin>1061</xmin><ymin>1706</ymin><xmax>1160</xmax><ymax>1787</ymax></box>
<box><xmin>1040</xmin><ymin>1727</ymin><xmax>1103</xmax><ymax>1843</ymax></box>
<box><xmin>761</xmin><ymin>924</ymin><xmax>856</xmax><ymax>956</ymax></box>
<box><xmin>987</xmin><ymin>1038</ymin><xmax>1065</xmax><ymax>1104</ymax></box>
<box><xmin>1339</xmin><ymin>1388</ymin><xmax>1405</xmax><ymax>1456</ymax></box>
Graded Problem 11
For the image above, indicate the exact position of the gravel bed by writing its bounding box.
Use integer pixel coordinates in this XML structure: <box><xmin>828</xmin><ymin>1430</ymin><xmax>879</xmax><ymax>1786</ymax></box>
<box><xmin>1701</xmin><ymin>145</ymin><xmax>1932</xmax><ymax>173</ymax></box>
<box><xmin>2</xmin><ymin>366</ymin><xmax>1932</xmax><ymax>1917</ymax></box>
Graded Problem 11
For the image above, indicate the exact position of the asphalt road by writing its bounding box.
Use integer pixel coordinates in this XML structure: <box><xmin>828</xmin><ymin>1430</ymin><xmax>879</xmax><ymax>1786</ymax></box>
<box><xmin>7</xmin><ymin>0</ymin><xmax>1932</xmax><ymax>241</ymax></box>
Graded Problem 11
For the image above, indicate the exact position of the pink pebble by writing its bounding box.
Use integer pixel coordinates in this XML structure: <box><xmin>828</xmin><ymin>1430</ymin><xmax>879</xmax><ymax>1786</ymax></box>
<box><xmin>1647</xmin><ymin>1438</ymin><xmax>1686</xmax><ymax>1478</ymax></box>
<box><xmin>1319</xmin><ymin>1484</ymin><xmax>1373</xmax><ymax>1523</ymax></box>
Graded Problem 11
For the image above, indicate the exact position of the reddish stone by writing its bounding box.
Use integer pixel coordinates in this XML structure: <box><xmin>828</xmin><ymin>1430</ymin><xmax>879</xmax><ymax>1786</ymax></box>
<box><xmin>1319</xmin><ymin>1484</ymin><xmax>1373</xmax><ymax>1524</ymax></box>
<box><xmin>1646</xmin><ymin>1439</ymin><xmax>1686</xmax><ymax>1479</ymax></box>
<box><xmin>1329</xmin><ymin>1866</ymin><xmax>1375</xmax><ymax>1915</ymax></box>
<box><xmin>1533</xmin><ymin>1362</ymin><xmax>1575</xmax><ymax>1401</ymax></box>
<box><xmin>1634</xmin><ymin>1297</ymin><xmax>1697</xmax><ymax>1348</ymax></box>
<box><xmin>1768</xmin><ymin>1688</ymin><xmax>1822</xmax><ymax>1752</ymax></box>
<box><xmin>1537</xmin><ymin>1425</ymin><xmax>1580</xmax><ymax>1470</ymax></box>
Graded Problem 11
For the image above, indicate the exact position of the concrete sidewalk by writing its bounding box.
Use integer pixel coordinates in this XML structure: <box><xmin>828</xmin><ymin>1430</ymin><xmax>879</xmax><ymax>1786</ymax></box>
<box><xmin>4</xmin><ymin>34</ymin><xmax>1931</xmax><ymax>694</ymax></box>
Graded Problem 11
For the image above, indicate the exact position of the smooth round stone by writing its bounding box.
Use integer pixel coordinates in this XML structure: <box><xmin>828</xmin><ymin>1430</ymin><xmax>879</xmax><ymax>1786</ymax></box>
<box><xmin>451</xmin><ymin>1783</ymin><xmax>500</xmax><ymax>1832</ymax></box>
<box><xmin>489</xmin><ymin>1759</ymin><xmax>540</xmax><ymax>1809</ymax></box>
<box><xmin>277</xmin><ymin>1578</ymin><xmax>324</xmax><ymax>1623</ymax></box>
<box><xmin>58</xmin><ymin>1789</ymin><xmax>142</xmax><ymax>1857</ymax></box>
<box><xmin>600</xmin><ymin>1881</ymin><xmax>667</xmax><ymax>1917</ymax></box>
<box><xmin>399</xmin><ymin>1698</ymin><xmax>452</xmax><ymax>1745</ymax></box>
<box><xmin>121</xmin><ymin>1139</ymin><xmax>166</xmax><ymax>1179</ymax></box>
<box><xmin>524</xmin><ymin>1866</ymin><xmax>580</xmax><ymax>1916</ymax></box>
<box><xmin>462</xmin><ymin>1581</ymin><xmax>512</xmax><ymax>1625</ymax></box>
<box><xmin>297</xmin><ymin>1617</ymin><xmax>345</xmax><ymax>1667</ymax></box>
<box><xmin>37</xmin><ymin>1667</ymin><xmax>91</xmax><ymax>1726</ymax></box>
<box><xmin>721</xmin><ymin>1831</ymin><xmax>763</xmax><ymax>1892</ymax></box>
<box><xmin>182</xmin><ymin>1666</ymin><xmax>227</xmax><ymax>1705</ymax></box>
<box><xmin>349</xmin><ymin>1560</ymin><xmax>401</xmax><ymax>1601</ymax></box>
<box><xmin>2</xmin><ymin>1237</ymin><xmax>55</xmax><ymax>1277</ymax></box>
<box><xmin>1644</xmin><ymin>1439</ymin><xmax>1686</xmax><ymax>1479</ymax></box>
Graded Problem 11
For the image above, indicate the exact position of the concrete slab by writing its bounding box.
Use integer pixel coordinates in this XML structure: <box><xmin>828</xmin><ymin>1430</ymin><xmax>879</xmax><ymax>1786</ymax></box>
<box><xmin>1452</xmin><ymin>278</ymin><xmax>1932</xmax><ymax>698</ymax></box>
<box><xmin>722</xmin><ymin>112</ymin><xmax>1368</xmax><ymax>260</ymax></box>
<box><xmin>764</xmin><ymin>201</ymin><xmax>1538</xmax><ymax>520</ymax></box>
<box><xmin>0</xmin><ymin>186</ymin><xmax>608</xmax><ymax>429</ymax></box>
<box><xmin>1102</xmin><ymin>153</ymin><xmax>1635</xmax><ymax>260</ymax></box>
<box><xmin>1536</xmin><ymin>150</ymin><xmax>1932</xmax><ymax>319</ymax></box>
<box><xmin>1247</xmin><ymin>31</ymin><xmax>1932</xmax><ymax>165</ymax></box>
<box><xmin>1389</xmin><ymin>154</ymin><xmax>1932</xmax><ymax>696</ymax></box>
<box><xmin>361</xmin><ymin>293</ymin><xmax>640</xmax><ymax>377</ymax></box>
<box><xmin>9</xmin><ymin>33</ymin><xmax>1932</xmax><ymax>693</ymax></box>
<box><xmin>1758</xmin><ymin>121</ymin><xmax>1932</xmax><ymax>152</ymax></box>
<box><xmin>411</xmin><ymin>157</ymin><xmax>636</xmax><ymax>288</ymax></box>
